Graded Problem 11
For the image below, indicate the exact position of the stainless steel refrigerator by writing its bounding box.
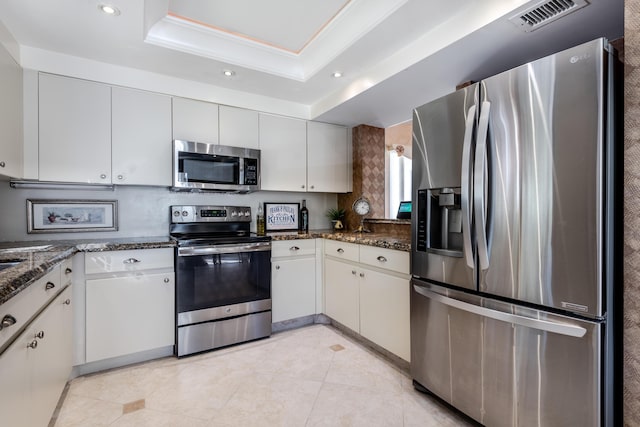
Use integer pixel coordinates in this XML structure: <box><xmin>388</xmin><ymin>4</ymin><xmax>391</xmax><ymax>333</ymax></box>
<box><xmin>410</xmin><ymin>38</ymin><xmax>619</xmax><ymax>426</ymax></box>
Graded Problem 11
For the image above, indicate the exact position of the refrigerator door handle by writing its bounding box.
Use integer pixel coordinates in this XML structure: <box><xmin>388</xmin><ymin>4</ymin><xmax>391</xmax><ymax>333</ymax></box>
<box><xmin>474</xmin><ymin>101</ymin><xmax>491</xmax><ymax>270</ymax></box>
<box><xmin>412</xmin><ymin>284</ymin><xmax>587</xmax><ymax>338</ymax></box>
<box><xmin>460</xmin><ymin>104</ymin><xmax>477</xmax><ymax>269</ymax></box>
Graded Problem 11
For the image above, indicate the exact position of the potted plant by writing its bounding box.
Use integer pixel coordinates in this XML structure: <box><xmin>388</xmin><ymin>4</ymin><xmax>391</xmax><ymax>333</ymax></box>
<box><xmin>325</xmin><ymin>208</ymin><xmax>345</xmax><ymax>231</ymax></box>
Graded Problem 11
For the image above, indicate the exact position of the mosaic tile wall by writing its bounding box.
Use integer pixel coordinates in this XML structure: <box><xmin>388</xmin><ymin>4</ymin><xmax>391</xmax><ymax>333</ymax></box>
<box><xmin>338</xmin><ymin>125</ymin><xmax>386</xmax><ymax>231</ymax></box>
<box><xmin>625</xmin><ymin>1</ymin><xmax>640</xmax><ymax>424</ymax></box>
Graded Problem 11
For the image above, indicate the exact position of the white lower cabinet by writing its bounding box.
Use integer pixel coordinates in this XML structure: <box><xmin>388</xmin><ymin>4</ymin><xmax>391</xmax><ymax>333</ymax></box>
<box><xmin>324</xmin><ymin>258</ymin><xmax>360</xmax><ymax>332</ymax></box>
<box><xmin>324</xmin><ymin>242</ymin><xmax>410</xmax><ymax>361</ymax></box>
<box><xmin>358</xmin><ymin>267</ymin><xmax>410</xmax><ymax>361</ymax></box>
<box><xmin>0</xmin><ymin>283</ymin><xmax>73</xmax><ymax>427</ymax></box>
<box><xmin>86</xmin><ymin>271</ymin><xmax>174</xmax><ymax>363</ymax></box>
<box><xmin>271</xmin><ymin>240</ymin><xmax>316</xmax><ymax>323</ymax></box>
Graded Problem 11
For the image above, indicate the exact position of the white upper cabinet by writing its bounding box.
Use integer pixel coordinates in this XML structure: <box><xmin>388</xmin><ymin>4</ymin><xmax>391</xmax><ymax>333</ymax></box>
<box><xmin>39</xmin><ymin>74</ymin><xmax>112</xmax><ymax>183</ymax></box>
<box><xmin>112</xmin><ymin>87</ymin><xmax>172</xmax><ymax>186</ymax></box>
<box><xmin>307</xmin><ymin>121</ymin><xmax>349</xmax><ymax>193</ymax></box>
<box><xmin>172</xmin><ymin>97</ymin><xmax>219</xmax><ymax>145</ymax></box>
<box><xmin>219</xmin><ymin>105</ymin><xmax>259</xmax><ymax>149</ymax></box>
<box><xmin>0</xmin><ymin>42</ymin><xmax>22</xmax><ymax>179</ymax></box>
<box><xmin>259</xmin><ymin>113</ymin><xmax>307</xmax><ymax>191</ymax></box>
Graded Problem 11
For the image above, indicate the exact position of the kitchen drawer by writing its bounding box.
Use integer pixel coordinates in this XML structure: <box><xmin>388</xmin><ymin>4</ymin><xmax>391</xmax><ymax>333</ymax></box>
<box><xmin>85</xmin><ymin>248</ymin><xmax>173</xmax><ymax>275</ymax></box>
<box><xmin>272</xmin><ymin>239</ymin><xmax>316</xmax><ymax>258</ymax></box>
<box><xmin>359</xmin><ymin>245</ymin><xmax>409</xmax><ymax>275</ymax></box>
<box><xmin>0</xmin><ymin>266</ymin><xmax>61</xmax><ymax>352</ymax></box>
<box><xmin>324</xmin><ymin>240</ymin><xmax>359</xmax><ymax>263</ymax></box>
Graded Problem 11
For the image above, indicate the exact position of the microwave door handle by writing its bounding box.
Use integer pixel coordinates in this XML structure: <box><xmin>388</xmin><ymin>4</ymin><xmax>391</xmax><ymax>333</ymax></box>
<box><xmin>474</xmin><ymin>101</ymin><xmax>491</xmax><ymax>270</ymax></box>
<box><xmin>412</xmin><ymin>284</ymin><xmax>587</xmax><ymax>338</ymax></box>
<box><xmin>461</xmin><ymin>104</ymin><xmax>476</xmax><ymax>269</ymax></box>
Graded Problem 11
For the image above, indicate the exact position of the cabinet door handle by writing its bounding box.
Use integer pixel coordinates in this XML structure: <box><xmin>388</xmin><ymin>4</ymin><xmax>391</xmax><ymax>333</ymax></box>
<box><xmin>45</xmin><ymin>281</ymin><xmax>55</xmax><ymax>290</ymax></box>
<box><xmin>310</xmin><ymin>185</ymin><xmax>315</xmax><ymax>189</ymax></box>
<box><xmin>27</xmin><ymin>340</ymin><xmax>38</xmax><ymax>349</ymax></box>
<box><xmin>301</xmin><ymin>185</ymin><xmax>305</xmax><ymax>189</ymax></box>
<box><xmin>117</xmin><ymin>175</ymin><xmax>124</xmax><ymax>180</ymax></box>
<box><xmin>359</xmin><ymin>273</ymin><xmax>365</xmax><ymax>278</ymax></box>
<box><xmin>337</xmin><ymin>248</ymin><xmax>344</xmax><ymax>254</ymax></box>
<box><xmin>290</xmin><ymin>246</ymin><xmax>300</xmax><ymax>251</ymax></box>
<box><xmin>0</xmin><ymin>161</ymin><xmax>5</xmax><ymax>168</ymax></box>
<box><xmin>164</xmin><ymin>278</ymin><xmax>170</xmax><ymax>283</ymax></box>
<box><xmin>64</xmin><ymin>299</ymin><xmax>71</xmax><ymax>305</ymax></box>
<box><xmin>376</xmin><ymin>256</ymin><xmax>388</xmax><ymax>263</ymax></box>
<box><xmin>35</xmin><ymin>331</ymin><xmax>45</xmax><ymax>339</ymax></box>
<box><xmin>351</xmin><ymin>270</ymin><xmax>356</xmax><ymax>275</ymax></box>
<box><xmin>123</xmin><ymin>258</ymin><xmax>141</xmax><ymax>264</ymax></box>
<box><xmin>100</xmin><ymin>174</ymin><xmax>107</xmax><ymax>179</ymax></box>
<box><xmin>65</xmin><ymin>267</ymin><xmax>73</xmax><ymax>274</ymax></box>
<box><xmin>275</xmin><ymin>265</ymin><xmax>280</xmax><ymax>270</ymax></box>
<box><xmin>0</xmin><ymin>314</ymin><xmax>16</xmax><ymax>330</ymax></box>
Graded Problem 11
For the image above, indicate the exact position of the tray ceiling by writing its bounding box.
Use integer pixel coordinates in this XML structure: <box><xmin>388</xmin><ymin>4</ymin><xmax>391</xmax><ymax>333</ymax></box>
<box><xmin>0</xmin><ymin>0</ymin><xmax>625</xmax><ymax>127</ymax></box>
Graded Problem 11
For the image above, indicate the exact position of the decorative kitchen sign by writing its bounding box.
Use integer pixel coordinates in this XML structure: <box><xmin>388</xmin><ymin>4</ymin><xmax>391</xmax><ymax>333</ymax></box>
<box><xmin>264</xmin><ymin>202</ymin><xmax>299</xmax><ymax>231</ymax></box>
<box><xmin>27</xmin><ymin>199</ymin><xmax>118</xmax><ymax>233</ymax></box>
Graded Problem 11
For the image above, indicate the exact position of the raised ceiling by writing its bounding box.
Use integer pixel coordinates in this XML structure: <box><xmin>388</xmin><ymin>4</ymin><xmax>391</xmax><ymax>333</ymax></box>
<box><xmin>0</xmin><ymin>0</ymin><xmax>624</xmax><ymax>128</ymax></box>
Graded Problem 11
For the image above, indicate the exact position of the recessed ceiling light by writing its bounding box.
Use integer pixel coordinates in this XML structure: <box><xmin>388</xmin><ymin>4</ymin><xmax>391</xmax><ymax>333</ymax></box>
<box><xmin>98</xmin><ymin>4</ymin><xmax>120</xmax><ymax>16</ymax></box>
<box><xmin>332</xmin><ymin>71</ymin><xmax>343</xmax><ymax>78</ymax></box>
<box><xmin>223</xmin><ymin>70</ymin><xmax>236</xmax><ymax>77</ymax></box>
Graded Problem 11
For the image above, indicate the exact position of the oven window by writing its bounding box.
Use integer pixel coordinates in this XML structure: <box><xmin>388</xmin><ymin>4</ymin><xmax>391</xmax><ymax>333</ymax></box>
<box><xmin>179</xmin><ymin>153</ymin><xmax>239</xmax><ymax>185</ymax></box>
<box><xmin>176</xmin><ymin>250</ymin><xmax>271</xmax><ymax>313</ymax></box>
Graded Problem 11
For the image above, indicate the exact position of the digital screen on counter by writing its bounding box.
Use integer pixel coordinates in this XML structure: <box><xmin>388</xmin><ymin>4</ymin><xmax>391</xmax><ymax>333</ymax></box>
<box><xmin>200</xmin><ymin>209</ymin><xmax>227</xmax><ymax>218</ymax></box>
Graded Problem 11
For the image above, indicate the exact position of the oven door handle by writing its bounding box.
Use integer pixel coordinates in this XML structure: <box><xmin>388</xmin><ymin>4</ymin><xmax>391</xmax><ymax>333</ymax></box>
<box><xmin>178</xmin><ymin>242</ymin><xmax>271</xmax><ymax>256</ymax></box>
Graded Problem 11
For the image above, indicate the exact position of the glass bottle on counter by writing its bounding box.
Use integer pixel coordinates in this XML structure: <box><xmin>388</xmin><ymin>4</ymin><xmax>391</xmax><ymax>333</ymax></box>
<box><xmin>300</xmin><ymin>199</ymin><xmax>309</xmax><ymax>234</ymax></box>
<box><xmin>256</xmin><ymin>204</ymin><xmax>265</xmax><ymax>236</ymax></box>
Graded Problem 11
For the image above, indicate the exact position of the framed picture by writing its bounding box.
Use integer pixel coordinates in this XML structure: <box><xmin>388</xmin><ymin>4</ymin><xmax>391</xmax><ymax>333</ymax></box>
<box><xmin>264</xmin><ymin>202</ymin><xmax>299</xmax><ymax>232</ymax></box>
<box><xmin>27</xmin><ymin>199</ymin><xmax>118</xmax><ymax>233</ymax></box>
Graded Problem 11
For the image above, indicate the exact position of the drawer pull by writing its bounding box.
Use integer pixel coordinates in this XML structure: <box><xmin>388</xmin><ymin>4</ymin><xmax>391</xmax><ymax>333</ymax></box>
<box><xmin>123</xmin><ymin>258</ymin><xmax>141</xmax><ymax>264</ymax></box>
<box><xmin>351</xmin><ymin>270</ymin><xmax>356</xmax><ymax>275</ymax></box>
<box><xmin>65</xmin><ymin>267</ymin><xmax>73</xmax><ymax>274</ymax></box>
<box><xmin>376</xmin><ymin>256</ymin><xmax>388</xmax><ymax>263</ymax></box>
<box><xmin>45</xmin><ymin>281</ymin><xmax>55</xmax><ymax>290</ymax></box>
<box><xmin>64</xmin><ymin>299</ymin><xmax>71</xmax><ymax>305</ymax></box>
<box><xmin>27</xmin><ymin>340</ymin><xmax>38</xmax><ymax>349</ymax></box>
<box><xmin>290</xmin><ymin>246</ymin><xmax>300</xmax><ymax>251</ymax></box>
<box><xmin>0</xmin><ymin>314</ymin><xmax>16</xmax><ymax>330</ymax></box>
<box><xmin>163</xmin><ymin>278</ymin><xmax>170</xmax><ymax>283</ymax></box>
<box><xmin>359</xmin><ymin>273</ymin><xmax>365</xmax><ymax>278</ymax></box>
<box><xmin>35</xmin><ymin>331</ymin><xmax>44</xmax><ymax>339</ymax></box>
<box><xmin>337</xmin><ymin>248</ymin><xmax>344</xmax><ymax>254</ymax></box>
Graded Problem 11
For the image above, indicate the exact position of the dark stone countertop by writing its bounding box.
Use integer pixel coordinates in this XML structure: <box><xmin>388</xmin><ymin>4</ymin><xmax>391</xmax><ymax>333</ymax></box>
<box><xmin>0</xmin><ymin>237</ymin><xmax>175</xmax><ymax>306</ymax></box>
<box><xmin>0</xmin><ymin>231</ymin><xmax>409</xmax><ymax>307</ymax></box>
<box><xmin>268</xmin><ymin>230</ymin><xmax>411</xmax><ymax>252</ymax></box>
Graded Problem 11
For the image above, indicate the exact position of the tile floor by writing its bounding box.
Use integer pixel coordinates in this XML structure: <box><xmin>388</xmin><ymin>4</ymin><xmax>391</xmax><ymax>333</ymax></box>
<box><xmin>53</xmin><ymin>324</ymin><xmax>472</xmax><ymax>426</ymax></box>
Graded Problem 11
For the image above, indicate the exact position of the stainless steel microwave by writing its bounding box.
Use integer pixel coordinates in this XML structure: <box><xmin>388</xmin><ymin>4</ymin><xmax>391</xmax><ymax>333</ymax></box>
<box><xmin>173</xmin><ymin>140</ymin><xmax>260</xmax><ymax>193</ymax></box>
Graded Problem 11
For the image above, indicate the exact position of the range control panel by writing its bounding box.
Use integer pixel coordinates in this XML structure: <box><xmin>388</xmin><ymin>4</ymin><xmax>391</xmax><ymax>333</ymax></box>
<box><xmin>171</xmin><ymin>205</ymin><xmax>252</xmax><ymax>223</ymax></box>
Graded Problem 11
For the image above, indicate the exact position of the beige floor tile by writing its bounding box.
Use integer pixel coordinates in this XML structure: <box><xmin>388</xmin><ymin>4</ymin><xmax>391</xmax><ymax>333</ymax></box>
<box><xmin>53</xmin><ymin>394</ymin><xmax>122</xmax><ymax>427</ymax></box>
<box><xmin>56</xmin><ymin>325</ymin><xmax>468</xmax><ymax>427</ymax></box>
<box><xmin>109</xmin><ymin>408</ymin><xmax>209</xmax><ymax>427</ymax></box>
<box><xmin>209</xmin><ymin>375</ymin><xmax>322</xmax><ymax>427</ymax></box>
<box><xmin>306</xmin><ymin>381</ymin><xmax>404</xmax><ymax>427</ymax></box>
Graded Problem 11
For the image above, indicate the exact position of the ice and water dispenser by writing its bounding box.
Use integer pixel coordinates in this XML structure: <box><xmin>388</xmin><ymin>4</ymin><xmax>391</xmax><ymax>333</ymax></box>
<box><xmin>416</xmin><ymin>187</ymin><xmax>463</xmax><ymax>255</ymax></box>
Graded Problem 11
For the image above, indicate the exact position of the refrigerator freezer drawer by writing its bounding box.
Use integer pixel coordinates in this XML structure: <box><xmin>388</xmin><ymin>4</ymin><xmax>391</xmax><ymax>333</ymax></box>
<box><xmin>410</xmin><ymin>281</ymin><xmax>602</xmax><ymax>427</ymax></box>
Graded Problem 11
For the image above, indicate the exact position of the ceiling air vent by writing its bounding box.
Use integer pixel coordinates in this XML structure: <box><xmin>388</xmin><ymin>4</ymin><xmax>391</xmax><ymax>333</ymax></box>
<box><xmin>509</xmin><ymin>0</ymin><xmax>589</xmax><ymax>32</ymax></box>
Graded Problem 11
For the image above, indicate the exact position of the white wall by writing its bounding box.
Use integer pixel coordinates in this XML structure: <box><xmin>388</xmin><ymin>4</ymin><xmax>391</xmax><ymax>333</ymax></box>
<box><xmin>0</xmin><ymin>183</ymin><xmax>336</xmax><ymax>242</ymax></box>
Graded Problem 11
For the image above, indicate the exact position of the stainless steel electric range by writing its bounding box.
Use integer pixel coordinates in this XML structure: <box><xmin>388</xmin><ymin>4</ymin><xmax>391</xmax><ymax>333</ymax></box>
<box><xmin>170</xmin><ymin>205</ymin><xmax>272</xmax><ymax>357</ymax></box>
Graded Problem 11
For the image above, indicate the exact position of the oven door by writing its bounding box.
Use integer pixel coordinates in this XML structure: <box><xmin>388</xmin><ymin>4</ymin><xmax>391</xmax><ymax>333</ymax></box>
<box><xmin>176</xmin><ymin>242</ymin><xmax>271</xmax><ymax>318</ymax></box>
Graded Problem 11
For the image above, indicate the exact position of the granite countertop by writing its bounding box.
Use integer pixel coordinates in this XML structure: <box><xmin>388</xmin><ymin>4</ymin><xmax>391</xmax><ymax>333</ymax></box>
<box><xmin>268</xmin><ymin>230</ymin><xmax>411</xmax><ymax>252</ymax></box>
<box><xmin>0</xmin><ymin>237</ymin><xmax>175</xmax><ymax>306</ymax></box>
<box><xmin>0</xmin><ymin>231</ymin><xmax>409</xmax><ymax>307</ymax></box>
